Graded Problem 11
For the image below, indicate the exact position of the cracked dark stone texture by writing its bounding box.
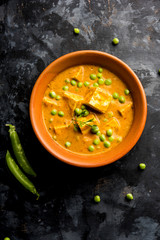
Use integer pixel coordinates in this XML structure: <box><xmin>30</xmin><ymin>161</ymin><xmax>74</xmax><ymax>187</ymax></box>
<box><xmin>0</xmin><ymin>0</ymin><xmax>160</xmax><ymax>239</ymax></box>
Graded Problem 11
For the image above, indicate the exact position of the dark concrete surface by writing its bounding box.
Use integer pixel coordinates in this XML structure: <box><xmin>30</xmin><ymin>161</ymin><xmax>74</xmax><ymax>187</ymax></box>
<box><xmin>0</xmin><ymin>0</ymin><xmax>160</xmax><ymax>239</ymax></box>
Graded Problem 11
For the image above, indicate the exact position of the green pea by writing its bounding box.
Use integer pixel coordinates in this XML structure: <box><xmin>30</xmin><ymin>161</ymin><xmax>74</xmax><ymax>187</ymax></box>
<box><xmin>75</xmin><ymin>108</ymin><xmax>82</xmax><ymax>116</ymax></box>
<box><xmin>81</xmin><ymin>105</ymin><xmax>86</xmax><ymax>110</ymax></box>
<box><xmin>112</xmin><ymin>37</ymin><xmax>119</xmax><ymax>45</ymax></box>
<box><xmin>91</xmin><ymin>125</ymin><xmax>99</xmax><ymax>134</ymax></box>
<box><xmin>77</xmin><ymin>82</ymin><xmax>83</xmax><ymax>88</ymax></box>
<box><xmin>99</xmin><ymin>134</ymin><xmax>106</xmax><ymax>142</ymax></box>
<box><xmin>84</xmin><ymin>81</ymin><xmax>90</xmax><ymax>87</ymax></box>
<box><xmin>119</xmin><ymin>96</ymin><xmax>126</xmax><ymax>103</ymax></box>
<box><xmin>83</xmin><ymin>110</ymin><xmax>90</xmax><ymax>117</ymax></box>
<box><xmin>62</xmin><ymin>85</ymin><xmax>69</xmax><ymax>91</ymax></box>
<box><xmin>49</xmin><ymin>91</ymin><xmax>56</xmax><ymax>98</ymax></box>
<box><xmin>74</xmin><ymin>28</ymin><xmax>80</xmax><ymax>34</ymax></box>
<box><xmin>106</xmin><ymin>129</ymin><xmax>113</xmax><ymax>137</ymax></box>
<box><xmin>90</xmin><ymin>74</ymin><xmax>97</xmax><ymax>80</ymax></box>
<box><xmin>71</xmin><ymin>80</ymin><xmax>77</xmax><ymax>86</ymax></box>
<box><xmin>96</xmin><ymin>131</ymin><xmax>101</xmax><ymax>136</ymax></box>
<box><xmin>126</xmin><ymin>193</ymin><xmax>133</xmax><ymax>200</ymax></box>
<box><xmin>97</xmin><ymin>73</ymin><xmax>102</xmax><ymax>78</ymax></box>
<box><xmin>93</xmin><ymin>82</ymin><xmax>99</xmax><ymax>87</ymax></box>
<box><xmin>113</xmin><ymin>92</ymin><xmax>119</xmax><ymax>99</ymax></box>
<box><xmin>65</xmin><ymin>78</ymin><xmax>70</xmax><ymax>83</ymax></box>
<box><xmin>108</xmin><ymin>111</ymin><xmax>114</xmax><ymax>118</ymax></box>
<box><xmin>88</xmin><ymin>145</ymin><xmax>94</xmax><ymax>152</ymax></box>
<box><xmin>105</xmin><ymin>79</ymin><xmax>112</xmax><ymax>85</ymax></box>
<box><xmin>139</xmin><ymin>163</ymin><xmax>146</xmax><ymax>170</ymax></box>
<box><xmin>97</xmin><ymin>78</ymin><xmax>104</xmax><ymax>85</ymax></box>
<box><xmin>108</xmin><ymin>136</ymin><xmax>114</xmax><ymax>142</ymax></box>
<box><xmin>124</xmin><ymin>89</ymin><xmax>130</xmax><ymax>95</ymax></box>
<box><xmin>103</xmin><ymin>118</ymin><xmax>108</xmax><ymax>122</ymax></box>
<box><xmin>159</xmin><ymin>69</ymin><xmax>160</xmax><ymax>75</ymax></box>
<box><xmin>93</xmin><ymin>138</ymin><xmax>100</xmax><ymax>145</ymax></box>
<box><xmin>94</xmin><ymin>195</ymin><xmax>101</xmax><ymax>203</ymax></box>
<box><xmin>65</xmin><ymin>141</ymin><xmax>71</xmax><ymax>147</ymax></box>
<box><xmin>104</xmin><ymin>141</ymin><xmax>111</xmax><ymax>148</ymax></box>
<box><xmin>4</xmin><ymin>237</ymin><xmax>10</xmax><ymax>240</ymax></box>
<box><xmin>49</xmin><ymin>118</ymin><xmax>53</xmax><ymax>123</ymax></box>
<box><xmin>51</xmin><ymin>109</ymin><xmax>57</xmax><ymax>115</ymax></box>
<box><xmin>98</xmin><ymin>67</ymin><xmax>103</xmax><ymax>73</ymax></box>
<box><xmin>117</xmin><ymin>136</ymin><xmax>122</xmax><ymax>142</ymax></box>
<box><xmin>56</xmin><ymin>95</ymin><xmax>61</xmax><ymax>100</ymax></box>
<box><xmin>58</xmin><ymin>111</ymin><xmax>64</xmax><ymax>117</ymax></box>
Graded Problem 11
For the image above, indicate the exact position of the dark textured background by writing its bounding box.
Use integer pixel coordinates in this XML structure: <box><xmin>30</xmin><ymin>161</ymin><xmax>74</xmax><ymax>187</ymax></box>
<box><xmin>0</xmin><ymin>0</ymin><xmax>160</xmax><ymax>239</ymax></box>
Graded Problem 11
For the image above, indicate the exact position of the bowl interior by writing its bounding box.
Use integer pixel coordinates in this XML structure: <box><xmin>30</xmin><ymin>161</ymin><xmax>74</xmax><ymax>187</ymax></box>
<box><xmin>30</xmin><ymin>51</ymin><xmax>147</xmax><ymax>167</ymax></box>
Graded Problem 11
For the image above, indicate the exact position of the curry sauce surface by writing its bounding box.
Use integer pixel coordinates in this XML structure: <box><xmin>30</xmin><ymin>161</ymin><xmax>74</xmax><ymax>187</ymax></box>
<box><xmin>42</xmin><ymin>65</ymin><xmax>134</xmax><ymax>154</ymax></box>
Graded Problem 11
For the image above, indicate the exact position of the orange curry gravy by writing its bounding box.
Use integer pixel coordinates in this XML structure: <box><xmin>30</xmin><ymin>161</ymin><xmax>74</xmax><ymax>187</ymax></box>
<box><xmin>42</xmin><ymin>65</ymin><xmax>134</xmax><ymax>154</ymax></box>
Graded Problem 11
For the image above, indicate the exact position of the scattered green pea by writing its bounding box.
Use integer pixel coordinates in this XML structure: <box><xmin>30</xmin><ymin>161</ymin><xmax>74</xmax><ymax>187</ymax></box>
<box><xmin>56</xmin><ymin>95</ymin><xmax>61</xmax><ymax>100</ymax></box>
<box><xmin>119</xmin><ymin>96</ymin><xmax>126</xmax><ymax>103</ymax></box>
<box><xmin>93</xmin><ymin>82</ymin><xmax>99</xmax><ymax>87</ymax></box>
<box><xmin>49</xmin><ymin>118</ymin><xmax>53</xmax><ymax>123</ymax></box>
<box><xmin>106</xmin><ymin>129</ymin><xmax>113</xmax><ymax>137</ymax></box>
<box><xmin>51</xmin><ymin>109</ymin><xmax>57</xmax><ymax>115</ymax></box>
<box><xmin>88</xmin><ymin>145</ymin><xmax>94</xmax><ymax>152</ymax></box>
<box><xmin>96</xmin><ymin>131</ymin><xmax>101</xmax><ymax>136</ymax></box>
<box><xmin>124</xmin><ymin>89</ymin><xmax>130</xmax><ymax>95</ymax></box>
<box><xmin>93</xmin><ymin>138</ymin><xmax>100</xmax><ymax>145</ymax></box>
<box><xmin>112</xmin><ymin>37</ymin><xmax>119</xmax><ymax>45</ymax></box>
<box><xmin>49</xmin><ymin>91</ymin><xmax>56</xmax><ymax>98</ymax></box>
<box><xmin>108</xmin><ymin>111</ymin><xmax>114</xmax><ymax>118</ymax></box>
<box><xmin>139</xmin><ymin>163</ymin><xmax>146</xmax><ymax>170</ymax></box>
<box><xmin>84</xmin><ymin>81</ymin><xmax>90</xmax><ymax>87</ymax></box>
<box><xmin>104</xmin><ymin>141</ymin><xmax>111</xmax><ymax>148</ymax></box>
<box><xmin>98</xmin><ymin>67</ymin><xmax>103</xmax><ymax>73</ymax></box>
<box><xmin>81</xmin><ymin>105</ymin><xmax>86</xmax><ymax>110</ymax></box>
<box><xmin>90</xmin><ymin>74</ymin><xmax>97</xmax><ymax>80</ymax></box>
<box><xmin>65</xmin><ymin>141</ymin><xmax>71</xmax><ymax>147</ymax></box>
<box><xmin>97</xmin><ymin>73</ymin><xmax>102</xmax><ymax>78</ymax></box>
<box><xmin>105</xmin><ymin>79</ymin><xmax>112</xmax><ymax>85</ymax></box>
<box><xmin>103</xmin><ymin>118</ymin><xmax>108</xmax><ymax>122</ymax></box>
<box><xmin>98</xmin><ymin>78</ymin><xmax>104</xmax><ymax>85</ymax></box>
<box><xmin>91</xmin><ymin>125</ymin><xmax>99</xmax><ymax>134</ymax></box>
<box><xmin>126</xmin><ymin>193</ymin><xmax>133</xmax><ymax>200</ymax></box>
<box><xmin>62</xmin><ymin>85</ymin><xmax>69</xmax><ymax>91</ymax></box>
<box><xmin>58</xmin><ymin>111</ymin><xmax>64</xmax><ymax>117</ymax></box>
<box><xmin>99</xmin><ymin>134</ymin><xmax>106</xmax><ymax>142</ymax></box>
<box><xmin>83</xmin><ymin>110</ymin><xmax>90</xmax><ymax>117</ymax></box>
<box><xmin>94</xmin><ymin>195</ymin><xmax>101</xmax><ymax>203</ymax></box>
<box><xmin>71</xmin><ymin>80</ymin><xmax>77</xmax><ymax>86</ymax></box>
<box><xmin>77</xmin><ymin>82</ymin><xmax>83</xmax><ymax>88</ymax></box>
<box><xmin>113</xmin><ymin>92</ymin><xmax>119</xmax><ymax>99</ymax></box>
<box><xmin>65</xmin><ymin>78</ymin><xmax>70</xmax><ymax>83</ymax></box>
<box><xmin>108</xmin><ymin>136</ymin><xmax>114</xmax><ymax>142</ymax></box>
<box><xmin>4</xmin><ymin>237</ymin><xmax>10</xmax><ymax>240</ymax></box>
<box><xmin>75</xmin><ymin>108</ymin><xmax>82</xmax><ymax>116</ymax></box>
<box><xmin>117</xmin><ymin>136</ymin><xmax>122</xmax><ymax>142</ymax></box>
<box><xmin>74</xmin><ymin>28</ymin><xmax>80</xmax><ymax>34</ymax></box>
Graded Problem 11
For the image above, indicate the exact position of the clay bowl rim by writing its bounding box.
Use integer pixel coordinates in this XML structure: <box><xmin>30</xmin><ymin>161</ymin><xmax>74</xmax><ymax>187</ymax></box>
<box><xmin>29</xmin><ymin>50</ymin><xmax>147</xmax><ymax>168</ymax></box>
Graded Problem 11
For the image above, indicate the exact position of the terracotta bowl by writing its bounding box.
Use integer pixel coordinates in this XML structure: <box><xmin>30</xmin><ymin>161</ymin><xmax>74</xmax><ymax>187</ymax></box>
<box><xmin>30</xmin><ymin>51</ymin><xmax>147</xmax><ymax>168</ymax></box>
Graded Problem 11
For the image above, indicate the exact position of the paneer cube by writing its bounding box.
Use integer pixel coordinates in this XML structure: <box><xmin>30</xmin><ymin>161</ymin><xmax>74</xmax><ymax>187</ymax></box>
<box><xmin>77</xmin><ymin>113</ymin><xmax>100</xmax><ymax>135</ymax></box>
<box><xmin>71</xmin><ymin>66</ymin><xmax>84</xmax><ymax>82</ymax></box>
<box><xmin>118</xmin><ymin>102</ymin><xmax>133</xmax><ymax>117</ymax></box>
<box><xmin>42</xmin><ymin>97</ymin><xmax>61</xmax><ymax>107</ymax></box>
<box><xmin>85</xmin><ymin>88</ymin><xmax>112</xmax><ymax>113</ymax></box>
<box><xmin>63</xmin><ymin>92</ymin><xmax>84</xmax><ymax>115</ymax></box>
<box><xmin>103</xmin><ymin>117</ymin><xmax>120</xmax><ymax>132</ymax></box>
<box><xmin>53</xmin><ymin>121</ymin><xmax>71</xmax><ymax>134</ymax></box>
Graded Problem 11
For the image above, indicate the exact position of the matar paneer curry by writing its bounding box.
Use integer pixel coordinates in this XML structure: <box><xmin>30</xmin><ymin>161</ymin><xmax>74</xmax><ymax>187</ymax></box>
<box><xmin>42</xmin><ymin>65</ymin><xmax>134</xmax><ymax>154</ymax></box>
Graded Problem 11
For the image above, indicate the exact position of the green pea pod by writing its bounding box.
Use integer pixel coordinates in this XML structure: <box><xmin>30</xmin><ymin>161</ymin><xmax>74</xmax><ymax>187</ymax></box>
<box><xmin>6</xmin><ymin>150</ymin><xmax>39</xmax><ymax>199</ymax></box>
<box><xmin>6</xmin><ymin>124</ymin><xmax>36</xmax><ymax>177</ymax></box>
